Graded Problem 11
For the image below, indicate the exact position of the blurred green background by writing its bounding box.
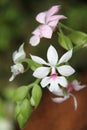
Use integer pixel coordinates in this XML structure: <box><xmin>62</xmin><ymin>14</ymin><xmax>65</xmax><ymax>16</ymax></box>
<box><xmin>0</xmin><ymin>0</ymin><xmax>87</xmax><ymax>129</ymax></box>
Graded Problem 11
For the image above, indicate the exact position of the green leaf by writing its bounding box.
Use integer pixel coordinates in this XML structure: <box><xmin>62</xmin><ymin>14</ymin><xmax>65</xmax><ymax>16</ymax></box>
<box><xmin>15</xmin><ymin>104</ymin><xmax>21</xmax><ymax>118</ymax></box>
<box><xmin>17</xmin><ymin>99</ymin><xmax>32</xmax><ymax>129</ymax></box>
<box><xmin>58</xmin><ymin>32</ymin><xmax>73</xmax><ymax>50</ymax></box>
<box><xmin>30</xmin><ymin>85</ymin><xmax>42</xmax><ymax>108</ymax></box>
<box><xmin>69</xmin><ymin>31</ymin><xmax>87</xmax><ymax>45</ymax></box>
<box><xmin>13</xmin><ymin>86</ymin><xmax>28</xmax><ymax>102</ymax></box>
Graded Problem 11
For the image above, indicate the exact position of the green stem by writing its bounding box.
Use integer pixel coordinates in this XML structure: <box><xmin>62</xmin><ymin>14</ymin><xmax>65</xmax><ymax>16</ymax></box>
<box><xmin>34</xmin><ymin>79</ymin><xmax>41</xmax><ymax>84</ymax></box>
<box><xmin>27</xmin><ymin>79</ymin><xmax>41</xmax><ymax>90</ymax></box>
<box><xmin>59</xmin><ymin>22</ymin><xmax>74</xmax><ymax>32</ymax></box>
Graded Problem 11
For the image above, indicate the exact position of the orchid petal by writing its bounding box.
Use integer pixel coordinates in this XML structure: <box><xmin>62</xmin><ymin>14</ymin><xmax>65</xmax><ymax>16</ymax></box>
<box><xmin>33</xmin><ymin>67</ymin><xmax>50</xmax><ymax>78</ymax></box>
<box><xmin>72</xmin><ymin>80</ymin><xmax>86</xmax><ymax>91</ymax></box>
<box><xmin>9</xmin><ymin>75</ymin><xmax>15</xmax><ymax>82</ymax></box>
<box><xmin>39</xmin><ymin>25</ymin><xmax>53</xmax><ymax>38</ymax></box>
<box><xmin>47</xmin><ymin>45</ymin><xmax>58</xmax><ymax>66</ymax></box>
<box><xmin>11</xmin><ymin>63</ymin><xmax>24</xmax><ymax>74</ymax></box>
<box><xmin>36</xmin><ymin>12</ymin><xmax>46</xmax><ymax>24</ymax></box>
<box><xmin>57</xmin><ymin>76</ymin><xmax>68</xmax><ymax>87</ymax></box>
<box><xmin>30</xmin><ymin>55</ymin><xmax>48</xmax><ymax>65</ymax></box>
<box><xmin>9</xmin><ymin>63</ymin><xmax>24</xmax><ymax>81</ymax></box>
<box><xmin>58</xmin><ymin>49</ymin><xmax>73</xmax><ymax>64</ymax></box>
<box><xmin>49</xmin><ymin>81</ymin><xmax>59</xmax><ymax>92</ymax></box>
<box><xmin>70</xmin><ymin>94</ymin><xmax>78</xmax><ymax>110</ymax></box>
<box><xmin>52</xmin><ymin>96</ymin><xmax>69</xmax><ymax>103</ymax></box>
<box><xmin>40</xmin><ymin>77</ymin><xmax>50</xmax><ymax>88</ymax></box>
<box><xmin>48</xmin><ymin>20</ymin><xmax>58</xmax><ymax>30</ymax></box>
<box><xmin>52</xmin><ymin>87</ymin><xmax>64</xmax><ymax>96</ymax></box>
<box><xmin>29</xmin><ymin>35</ymin><xmax>40</xmax><ymax>46</ymax></box>
<box><xmin>48</xmin><ymin>15</ymin><xmax>66</xmax><ymax>28</ymax></box>
<box><xmin>57</xmin><ymin>65</ymin><xmax>75</xmax><ymax>76</ymax></box>
<box><xmin>47</xmin><ymin>5</ymin><xmax>60</xmax><ymax>18</ymax></box>
<box><xmin>32</xmin><ymin>27</ymin><xmax>41</xmax><ymax>36</ymax></box>
<box><xmin>13</xmin><ymin>43</ymin><xmax>26</xmax><ymax>63</ymax></box>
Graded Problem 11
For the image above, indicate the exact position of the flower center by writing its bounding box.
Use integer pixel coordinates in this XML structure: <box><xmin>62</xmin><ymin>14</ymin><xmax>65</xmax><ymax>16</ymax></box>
<box><xmin>50</xmin><ymin>73</ymin><xmax>57</xmax><ymax>80</ymax></box>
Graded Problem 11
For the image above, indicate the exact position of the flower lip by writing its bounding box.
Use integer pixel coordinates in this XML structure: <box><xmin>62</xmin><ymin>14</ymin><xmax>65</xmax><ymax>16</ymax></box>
<box><xmin>50</xmin><ymin>73</ymin><xmax>58</xmax><ymax>80</ymax></box>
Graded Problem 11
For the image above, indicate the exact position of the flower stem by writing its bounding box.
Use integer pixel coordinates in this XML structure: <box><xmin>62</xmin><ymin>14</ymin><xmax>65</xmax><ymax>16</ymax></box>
<box><xmin>27</xmin><ymin>79</ymin><xmax>41</xmax><ymax>90</ymax></box>
<box><xmin>58</xmin><ymin>22</ymin><xmax>74</xmax><ymax>32</ymax></box>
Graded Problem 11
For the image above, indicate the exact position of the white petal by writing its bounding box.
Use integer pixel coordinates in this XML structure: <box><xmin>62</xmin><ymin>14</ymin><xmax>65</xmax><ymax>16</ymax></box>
<box><xmin>39</xmin><ymin>25</ymin><xmax>53</xmax><ymax>38</ymax></box>
<box><xmin>30</xmin><ymin>55</ymin><xmax>48</xmax><ymax>65</ymax></box>
<box><xmin>11</xmin><ymin>63</ymin><xmax>24</xmax><ymax>74</ymax></box>
<box><xmin>70</xmin><ymin>94</ymin><xmax>78</xmax><ymax>110</ymax></box>
<box><xmin>29</xmin><ymin>35</ymin><xmax>40</xmax><ymax>46</ymax></box>
<box><xmin>9</xmin><ymin>63</ymin><xmax>24</xmax><ymax>81</ymax></box>
<box><xmin>40</xmin><ymin>77</ymin><xmax>50</xmax><ymax>88</ymax></box>
<box><xmin>58</xmin><ymin>65</ymin><xmax>75</xmax><ymax>76</ymax></box>
<box><xmin>36</xmin><ymin>12</ymin><xmax>46</xmax><ymax>24</ymax></box>
<box><xmin>72</xmin><ymin>80</ymin><xmax>86</xmax><ymax>91</ymax></box>
<box><xmin>57</xmin><ymin>76</ymin><xmax>68</xmax><ymax>87</ymax></box>
<box><xmin>9</xmin><ymin>75</ymin><xmax>15</xmax><ymax>82</ymax></box>
<box><xmin>13</xmin><ymin>43</ymin><xmax>26</xmax><ymax>63</ymax></box>
<box><xmin>33</xmin><ymin>67</ymin><xmax>50</xmax><ymax>78</ymax></box>
<box><xmin>52</xmin><ymin>87</ymin><xmax>64</xmax><ymax>96</ymax></box>
<box><xmin>52</xmin><ymin>96</ymin><xmax>69</xmax><ymax>103</ymax></box>
<box><xmin>58</xmin><ymin>49</ymin><xmax>73</xmax><ymax>64</ymax></box>
<box><xmin>47</xmin><ymin>45</ymin><xmax>58</xmax><ymax>66</ymax></box>
<box><xmin>48</xmin><ymin>81</ymin><xmax>58</xmax><ymax>92</ymax></box>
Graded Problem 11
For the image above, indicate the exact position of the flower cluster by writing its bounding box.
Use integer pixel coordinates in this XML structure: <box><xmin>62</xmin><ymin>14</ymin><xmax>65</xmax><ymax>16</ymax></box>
<box><xmin>9</xmin><ymin>5</ymin><xmax>87</xmax><ymax>129</ymax></box>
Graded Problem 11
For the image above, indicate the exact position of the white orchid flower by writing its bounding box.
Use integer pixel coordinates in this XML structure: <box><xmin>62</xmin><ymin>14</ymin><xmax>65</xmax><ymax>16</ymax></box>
<box><xmin>52</xmin><ymin>80</ymin><xmax>86</xmax><ymax>110</ymax></box>
<box><xmin>29</xmin><ymin>5</ymin><xmax>66</xmax><ymax>46</ymax></box>
<box><xmin>9</xmin><ymin>43</ymin><xmax>26</xmax><ymax>81</ymax></box>
<box><xmin>52</xmin><ymin>93</ymin><xmax>78</xmax><ymax>110</ymax></box>
<box><xmin>31</xmin><ymin>45</ymin><xmax>75</xmax><ymax>91</ymax></box>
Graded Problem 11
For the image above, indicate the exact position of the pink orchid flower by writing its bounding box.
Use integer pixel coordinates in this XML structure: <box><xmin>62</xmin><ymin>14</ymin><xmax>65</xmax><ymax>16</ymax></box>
<box><xmin>29</xmin><ymin>5</ymin><xmax>66</xmax><ymax>46</ymax></box>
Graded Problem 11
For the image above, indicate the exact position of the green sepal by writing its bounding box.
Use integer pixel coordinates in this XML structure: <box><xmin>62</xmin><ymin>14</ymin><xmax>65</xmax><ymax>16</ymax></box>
<box><xmin>69</xmin><ymin>31</ymin><xmax>87</xmax><ymax>45</ymax></box>
<box><xmin>16</xmin><ymin>99</ymin><xmax>32</xmax><ymax>129</ymax></box>
<box><xmin>13</xmin><ymin>86</ymin><xmax>28</xmax><ymax>102</ymax></box>
<box><xmin>58</xmin><ymin>32</ymin><xmax>73</xmax><ymax>50</ymax></box>
<box><xmin>30</xmin><ymin>84</ymin><xmax>42</xmax><ymax>108</ymax></box>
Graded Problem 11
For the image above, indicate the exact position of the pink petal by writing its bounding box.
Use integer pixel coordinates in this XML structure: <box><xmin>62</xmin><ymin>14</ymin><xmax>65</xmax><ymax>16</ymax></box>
<box><xmin>47</xmin><ymin>5</ymin><xmax>60</xmax><ymax>18</ymax></box>
<box><xmin>36</xmin><ymin>12</ymin><xmax>46</xmax><ymax>24</ymax></box>
<box><xmin>29</xmin><ymin>35</ymin><xmax>40</xmax><ymax>46</ymax></box>
<box><xmin>48</xmin><ymin>15</ymin><xmax>66</xmax><ymax>28</ymax></box>
<box><xmin>39</xmin><ymin>25</ymin><xmax>53</xmax><ymax>38</ymax></box>
<box><xmin>32</xmin><ymin>27</ymin><xmax>41</xmax><ymax>36</ymax></box>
